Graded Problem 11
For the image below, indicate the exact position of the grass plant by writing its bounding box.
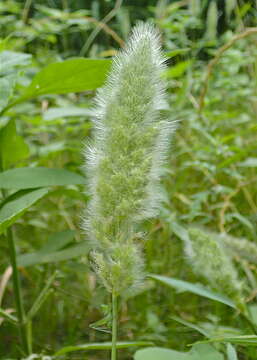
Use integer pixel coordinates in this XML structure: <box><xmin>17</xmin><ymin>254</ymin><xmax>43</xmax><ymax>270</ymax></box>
<box><xmin>84</xmin><ymin>22</ymin><xmax>176</xmax><ymax>359</ymax></box>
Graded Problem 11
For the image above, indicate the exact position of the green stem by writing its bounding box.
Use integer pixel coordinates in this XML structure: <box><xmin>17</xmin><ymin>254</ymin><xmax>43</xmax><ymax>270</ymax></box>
<box><xmin>111</xmin><ymin>292</ymin><xmax>118</xmax><ymax>360</ymax></box>
<box><xmin>241</xmin><ymin>310</ymin><xmax>257</xmax><ymax>335</ymax></box>
<box><xmin>1</xmin><ymin>170</ymin><xmax>29</xmax><ymax>355</ymax></box>
<box><xmin>7</xmin><ymin>227</ymin><xmax>29</xmax><ymax>354</ymax></box>
<box><xmin>22</xmin><ymin>0</ymin><xmax>33</xmax><ymax>24</ymax></box>
<box><xmin>26</xmin><ymin>320</ymin><xmax>33</xmax><ymax>354</ymax></box>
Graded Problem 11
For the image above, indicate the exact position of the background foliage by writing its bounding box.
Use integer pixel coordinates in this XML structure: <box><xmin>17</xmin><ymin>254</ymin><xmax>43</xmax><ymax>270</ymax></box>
<box><xmin>0</xmin><ymin>0</ymin><xmax>257</xmax><ymax>359</ymax></box>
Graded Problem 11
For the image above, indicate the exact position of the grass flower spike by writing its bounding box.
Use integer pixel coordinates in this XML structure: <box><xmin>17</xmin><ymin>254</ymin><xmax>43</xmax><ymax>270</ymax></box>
<box><xmin>222</xmin><ymin>235</ymin><xmax>257</xmax><ymax>265</ymax></box>
<box><xmin>84</xmin><ymin>22</ymin><xmax>176</xmax><ymax>297</ymax></box>
<box><xmin>185</xmin><ymin>228</ymin><xmax>244</xmax><ymax>310</ymax></box>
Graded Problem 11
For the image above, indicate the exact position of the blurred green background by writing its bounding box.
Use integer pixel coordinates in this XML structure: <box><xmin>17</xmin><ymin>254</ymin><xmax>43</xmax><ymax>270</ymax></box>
<box><xmin>0</xmin><ymin>0</ymin><xmax>257</xmax><ymax>359</ymax></box>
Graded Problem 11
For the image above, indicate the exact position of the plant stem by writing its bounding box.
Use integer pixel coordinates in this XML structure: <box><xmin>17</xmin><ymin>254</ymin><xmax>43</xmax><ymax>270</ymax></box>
<box><xmin>7</xmin><ymin>227</ymin><xmax>29</xmax><ymax>354</ymax></box>
<box><xmin>238</xmin><ymin>303</ymin><xmax>257</xmax><ymax>335</ymax></box>
<box><xmin>1</xmin><ymin>174</ymin><xmax>29</xmax><ymax>354</ymax></box>
<box><xmin>22</xmin><ymin>0</ymin><xmax>33</xmax><ymax>24</ymax></box>
<box><xmin>198</xmin><ymin>27</ymin><xmax>257</xmax><ymax>112</ymax></box>
<box><xmin>111</xmin><ymin>292</ymin><xmax>118</xmax><ymax>360</ymax></box>
<box><xmin>26</xmin><ymin>320</ymin><xmax>33</xmax><ymax>354</ymax></box>
<box><xmin>241</xmin><ymin>310</ymin><xmax>257</xmax><ymax>335</ymax></box>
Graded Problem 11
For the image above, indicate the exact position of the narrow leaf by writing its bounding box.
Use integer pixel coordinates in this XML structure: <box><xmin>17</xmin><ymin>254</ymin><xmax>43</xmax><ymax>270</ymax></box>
<box><xmin>193</xmin><ymin>335</ymin><xmax>257</xmax><ymax>346</ymax></box>
<box><xmin>40</xmin><ymin>230</ymin><xmax>75</xmax><ymax>254</ymax></box>
<box><xmin>171</xmin><ymin>316</ymin><xmax>210</xmax><ymax>337</ymax></box>
<box><xmin>54</xmin><ymin>341</ymin><xmax>153</xmax><ymax>356</ymax></box>
<box><xmin>17</xmin><ymin>242</ymin><xmax>88</xmax><ymax>267</ymax></box>
<box><xmin>0</xmin><ymin>188</ymin><xmax>48</xmax><ymax>234</ymax></box>
<box><xmin>27</xmin><ymin>271</ymin><xmax>57</xmax><ymax>320</ymax></box>
<box><xmin>0</xmin><ymin>308</ymin><xmax>18</xmax><ymax>325</ymax></box>
<box><xmin>43</xmin><ymin>106</ymin><xmax>93</xmax><ymax>121</ymax></box>
<box><xmin>150</xmin><ymin>275</ymin><xmax>236</xmax><ymax>308</ymax></box>
<box><xmin>226</xmin><ymin>343</ymin><xmax>238</xmax><ymax>360</ymax></box>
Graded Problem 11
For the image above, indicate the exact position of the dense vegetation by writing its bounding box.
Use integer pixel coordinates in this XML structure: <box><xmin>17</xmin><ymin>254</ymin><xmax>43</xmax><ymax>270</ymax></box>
<box><xmin>0</xmin><ymin>1</ymin><xmax>257</xmax><ymax>359</ymax></box>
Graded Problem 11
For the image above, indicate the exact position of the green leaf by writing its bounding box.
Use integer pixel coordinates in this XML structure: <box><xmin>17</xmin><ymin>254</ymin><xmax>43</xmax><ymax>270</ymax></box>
<box><xmin>0</xmin><ymin>308</ymin><xmax>18</xmax><ymax>325</ymax></box>
<box><xmin>43</xmin><ymin>106</ymin><xmax>93</xmax><ymax>121</ymax></box>
<box><xmin>166</xmin><ymin>48</ymin><xmax>190</xmax><ymax>58</ymax></box>
<box><xmin>248</xmin><ymin>304</ymin><xmax>257</xmax><ymax>325</ymax></box>
<box><xmin>16</xmin><ymin>58</ymin><xmax>111</xmax><ymax>104</ymax></box>
<box><xmin>89</xmin><ymin>312</ymin><xmax>112</xmax><ymax>333</ymax></box>
<box><xmin>0</xmin><ymin>167</ymin><xmax>84</xmax><ymax>189</ymax></box>
<box><xmin>165</xmin><ymin>60</ymin><xmax>192</xmax><ymax>79</ymax></box>
<box><xmin>0</xmin><ymin>51</ymin><xmax>32</xmax><ymax>75</ymax></box>
<box><xmin>27</xmin><ymin>271</ymin><xmax>57</xmax><ymax>320</ymax></box>
<box><xmin>193</xmin><ymin>335</ymin><xmax>257</xmax><ymax>346</ymax></box>
<box><xmin>150</xmin><ymin>275</ymin><xmax>236</xmax><ymax>308</ymax></box>
<box><xmin>40</xmin><ymin>230</ymin><xmax>75</xmax><ymax>254</ymax></box>
<box><xmin>171</xmin><ymin>221</ymin><xmax>190</xmax><ymax>242</ymax></box>
<box><xmin>226</xmin><ymin>343</ymin><xmax>238</xmax><ymax>360</ymax></box>
<box><xmin>0</xmin><ymin>74</ymin><xmax>16</xmax><ymax>112</ymax></box>
<box><xmin>0</xmin><ymin>120</ymin><xmax>30</xmax><ymax>170</ymax></box>
<box><xmin>229</xmin><ymin>213</ymin><xmax>254</xmax><ymax>232</ymax></box>
<box><xmin>54</xmin><ymin>341</ymin><xmax>153</xmax><ymax>356</ymax></box>
<box><xmin>0</xmin><ymin>188</ymin><xmax>48</xmax><ymax>234</ymax></box>
<box><xmin>17</xmin><ymin>242</ymin><xmax>88</xmax><ymax>267</ymax></box>
<box><xmin>238</xmin><ymin>158</ymin><xmax>257</xmax><ymax>167</ymax></box>
<box><xmin>134</xmin><ymin>344</ymin><xmax>224</xmax><ymax>360</ymax></box>
<box><xmin>16</xmin><ymin>229</ymin><xmax>75</xmax><ymax>268</ymax></box>
<box><xmin>171</xmin><ymin>316</ymin><xmax>210</xmax><ymax>337</ymax></box>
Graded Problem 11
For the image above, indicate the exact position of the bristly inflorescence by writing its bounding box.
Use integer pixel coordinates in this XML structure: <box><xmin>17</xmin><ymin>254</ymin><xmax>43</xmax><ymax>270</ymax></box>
<box><xmin>185</xmin><ymin>228</ymin><xmax>244</xmax><ymax>310</ymax></box>
<box><xmin>222</xmin><ymin>234</ymin><xmax>257</xmax><ymax>265</ymax></box>
<box><xmin>84</xmin><ymin>23</ymin><xmax>176</xmax><ymax>296</ymax></box>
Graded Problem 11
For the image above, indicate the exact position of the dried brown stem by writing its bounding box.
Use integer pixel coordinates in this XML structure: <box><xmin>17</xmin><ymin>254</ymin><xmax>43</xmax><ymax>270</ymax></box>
<box><xmin>198</xmin><ymin>27</ymin><xmax>257</xmax><ymax>112</ymax></box>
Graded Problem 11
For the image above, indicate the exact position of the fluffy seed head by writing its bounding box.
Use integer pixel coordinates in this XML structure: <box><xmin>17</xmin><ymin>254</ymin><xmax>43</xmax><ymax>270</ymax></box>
<box><xmin>84</xmin><ymin>23</ymin><xmax>176</xmax><ymax>295</ymax></box>
<box><xmin>222</xmin><ymin>235</ymin><xmax>257</xmax><ymax>265</ymax></box>
<box><xmin>185</xmin><ymin>228</ymin><xmax>244</xmax><ymax>309</ymax></box>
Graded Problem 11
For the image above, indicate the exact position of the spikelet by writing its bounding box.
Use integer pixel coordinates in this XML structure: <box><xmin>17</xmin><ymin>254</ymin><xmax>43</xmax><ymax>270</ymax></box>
<box><xmin>185</xmin><ymin>228</ymin><xmax>244</xmax><ymax>309</ymax></box>
<box><xmin>84</xmin><ymin>23</ymin><xmax>176</xmax><ymax>296</ymax></box>
<box><xmin>222</xmin><ymin>235</ymin><xmax>257</xmax><ymax>265</ymax></box>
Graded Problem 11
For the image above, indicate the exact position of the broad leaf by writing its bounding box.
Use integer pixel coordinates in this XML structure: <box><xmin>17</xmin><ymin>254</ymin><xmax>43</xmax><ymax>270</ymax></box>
<box><xmin>0</xmin><ymin>188</ymin><xmax>48</xmax><ymax>234</ymax></box>
<box><xmin>16</xmin><ymin>58</ymin><xmax>111</xmax><ymax>104</ymax></box>
<box><xmin>0</xmin><ymin>167</ymin><xmax>84</xmax><ymax>189</ymax></box>
<box><xmin>0</xmin><ymin>120</ymin><xmax>29</xmax><ymax>170</ymax></box>
<box><xmin>54</xmin><ymin>341</ymin><xmax>153</xmax><ymax>356</ymax></box>
<box><xmin>0</xmin><ymin>51</ymin><xmax>32</xmax><ymax>75</ymax></box>
<box><xmin>150</xmin><ymin>275</ymin><xmax>236</xmax><ymax>308</ymax></box>
<box><xmin>0</xmin><ymin>74</ymin><xmax>17</xmax><ymax>112</ymax></box>
<box><xmin>134</xmin><ymin>344</ymin><xmax>224</xmax><ymax>360</ymax></box>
